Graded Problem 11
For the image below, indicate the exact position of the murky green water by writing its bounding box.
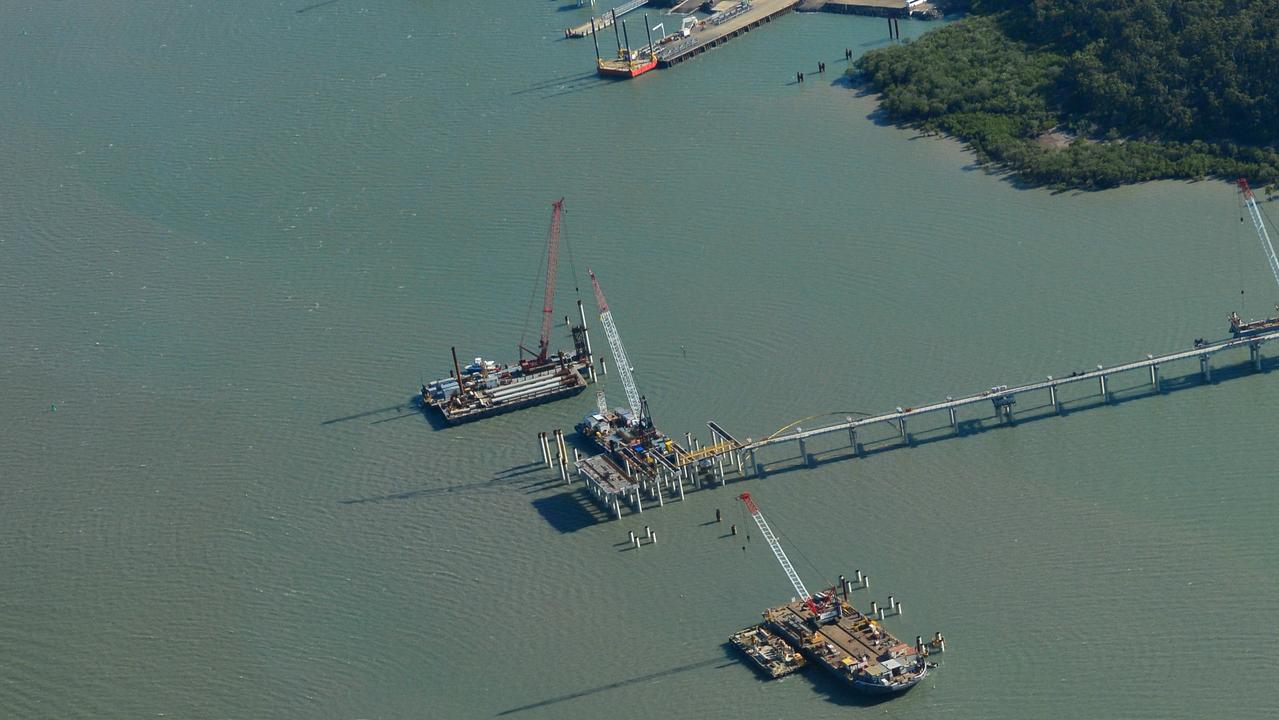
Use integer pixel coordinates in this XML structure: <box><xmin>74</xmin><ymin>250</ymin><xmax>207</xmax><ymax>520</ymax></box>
<box><xmin>3</xmin><ymin>2</ymin><xmax>1276</xmax><ymax>718</ymax></box>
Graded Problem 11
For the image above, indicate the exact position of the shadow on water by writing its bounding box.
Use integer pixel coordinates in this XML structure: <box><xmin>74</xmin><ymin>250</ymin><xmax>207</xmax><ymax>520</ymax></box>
<box><xmin>510</xmin><ymin>71</ymin><xmax>597</xmax><ymax>96</ymax></box>
<box><xmin>296</xmin><ymin>0</ymin><xmax>342</xmax><ymax>13</ymax></box>
<box><xmin>531</xmin><ymin>487</ymin><xmax>609</xmax><ymax>533</ymax></box>
<box><xmin>496</xmin><ymin>656</ymin><xmax>733</xmax><ymax>716</ymax></box>
<box><xmin>338</xmin><ymin>463</ymin><xmax>549</xmax><ymax>505</ymax></box>
<box><xmin>321</xmin><ymin>395</ymin><xmax>451</xmax><ymax>430</ymax></box>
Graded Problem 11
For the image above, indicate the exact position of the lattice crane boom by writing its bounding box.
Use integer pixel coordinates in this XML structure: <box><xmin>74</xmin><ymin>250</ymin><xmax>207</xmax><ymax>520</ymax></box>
<box><xmin>538</xmin><ymin>198</ymin><xmax>566</xmax><ymax>361</ymax></box>
<box><xmin>1238</xmin><ymin>179</ymin><xmax>1279</xmax><ymax>291</ymax></box>
<box><xmin>589</xmin><ymin>269</ymin><xmax>643</xmax><ymax>422</ymax></box>
<box><xmin>739</xmin><ymin>493</ymin><xmax>819</xmax><ymax>614</ymax></box>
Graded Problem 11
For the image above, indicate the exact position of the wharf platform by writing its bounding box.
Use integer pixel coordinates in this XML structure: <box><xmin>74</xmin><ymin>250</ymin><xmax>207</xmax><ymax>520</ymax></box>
<box><xmin>655</xmin><ymin>0</ymin><xmax>801</xmax><ymax>67</ymax></box>
<box><xmin>576</xmin><ymin>454</ymin><xmax>639</xmax><ymax>520</ymax></box>
<box><xmin>565</xmin><ymin>0</ymin><xmax>650</xmax><ymax>38</ymax></box>
<box><xmin>813</xmin><ymin>0</ymin><xmax>936</xmax><ymax>18</ymax></box>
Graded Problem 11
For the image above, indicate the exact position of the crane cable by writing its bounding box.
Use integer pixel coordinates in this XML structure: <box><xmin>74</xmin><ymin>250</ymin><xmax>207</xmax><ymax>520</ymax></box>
<box><xmin>764</xmin><ymin>410</ymin><xmax>877</xmax><ymax>440</ymax></box>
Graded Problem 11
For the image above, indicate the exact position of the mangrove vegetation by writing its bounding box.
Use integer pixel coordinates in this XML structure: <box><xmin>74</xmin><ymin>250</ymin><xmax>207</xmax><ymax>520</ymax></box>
<box><xmin>854</xmin><ymin>1</ymin><xmax>1279</xmax><ymax>189</ymax></box>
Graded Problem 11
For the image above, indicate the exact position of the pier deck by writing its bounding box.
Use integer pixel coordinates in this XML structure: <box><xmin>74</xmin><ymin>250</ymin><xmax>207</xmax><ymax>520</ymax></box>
<box><xmin>656</xmin><ymin>0</ymin><xmax>801</xmax><ymax>67</ymax></box>
<box><xmin>544</xmin><ymin>329</ymin><xmax>1279</xmax><ymax>522</ymax></box>
<box><xmin>729</xmin><ymin>328</ymin><xmax>1279</xmax><ymax>455</ymax></box>
<box><xmin>565</xmin><ymin>0</ymin><xmax>650</xmax><ymax>38</ymax></box>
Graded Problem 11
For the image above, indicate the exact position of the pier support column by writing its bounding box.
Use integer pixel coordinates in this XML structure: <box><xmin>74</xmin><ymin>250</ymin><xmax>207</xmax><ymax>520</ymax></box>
<box><xmin>946</xmin><ymin>398</ymin><xmax>957</xmax><ymax>429</ymax></box>
<box><xmin>656</xmin><ymin>480</ymin><xmax>664</xmax><ymax>507</ymax></box>
<box><xmin>749</xmin><ymin>449</ymin><xmax>758</xmax><ymax>476</ymax></box>
<box><xmin>1097</xmin><ymin>368</ymin><xmax>1108</xmax><ymax>401</ymax></box>
<box><xmin>677</xmin><ymin>475</ymin><xmax>685</xmax><ymax>500</ymax></box>
<box><xmin>850</xmin><ymin>428</ymin><xmax>861</xmax><ymax>457</ymax></box>
<box><xmin>715</xmin><ymin>456</ymin><xmax>725</xmax><ymax>485</ymax></box>
<box><xmin>612</xmin><ymin>494</ymin><xmax>622</xmax><ymax>520</ymax></box>
<box><xmin>1201</xmin><ymin>355</ymin><xmax>1212</xmax><ymax>382</ymax></box>
<box><xmin>1251</xmin><ymin>342</ymin><xmax>1263</xmax><ymax>372</ymax></box>
<box><xmin>897</xmin><ymin>416</ymin><xmax>907</xmax><ymax>440</ymax></box>
<box><xmin>1047</xmin><ymin>378</ymin><xmax>1059</xmax><ymax>412</ymax></box>
<box><xmin>634</xmin><ymin>487</ymin><xmax>643</xmax><ymax>513</ymax></box>
<box><xmin>539</xmin><ymin>432</ymin><xmax>552</xmax><ymax>467</ymax></box>
<box><xmin>1149</xmin><ymin>361</ymin><xmax>1160</xmax><ymax>392</ymax></box>
<box><xmin>796</xmin><ymin>428</ymin><xmax>807</xmax><ymax>466</ymax></box>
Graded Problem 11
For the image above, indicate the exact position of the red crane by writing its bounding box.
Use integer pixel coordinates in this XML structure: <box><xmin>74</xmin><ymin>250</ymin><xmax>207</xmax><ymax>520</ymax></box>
<box><xmin>538</xmin><ymin>198</ymin><xmax>565</xmax><ymax>362</ymax></box>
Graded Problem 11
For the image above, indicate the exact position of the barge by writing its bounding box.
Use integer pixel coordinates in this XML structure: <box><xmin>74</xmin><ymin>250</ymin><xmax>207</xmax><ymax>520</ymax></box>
<box><xmin>730</xmin><ymin>624</ymin><xmax>807</xmax><ymax>679</ymax></box>
<box><xmin>739</xmin><ymin>492</ymin><xmax>937</xmax><ymax>697</ymax></box>
<box><xmin>420</xmin><ymin>198</ymin><xmax>596</xmax><ymax>425</ymax></box>
<box><xmin>765</xmin><ymin>594</ymin><xmax>932</xmax><ymax>695</ymax></box>
<box><xmin>591</xmin><ymin>13</ymin><xmax>657</xmax><ymax>79</ymax></box>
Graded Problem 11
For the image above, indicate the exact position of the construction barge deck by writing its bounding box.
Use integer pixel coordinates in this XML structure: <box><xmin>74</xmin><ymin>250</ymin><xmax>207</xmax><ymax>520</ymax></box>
<box><xmin>766</xmin><ymin>595</ymin><xmax>935</xmax><ymax>695</ymax></box>
<box><xmin>730</xmin><ymin>624</ymin><xmax>807</xmax><ymax>678</ymax></box>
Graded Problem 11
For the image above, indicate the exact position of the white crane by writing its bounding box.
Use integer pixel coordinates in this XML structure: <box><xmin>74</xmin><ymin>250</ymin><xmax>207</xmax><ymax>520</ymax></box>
<box><xmin>1239</xmin><ymin>178</ymin><xmax>1279</xmax><ymax>290</ymax></box>
<box><xmin>589</xmin><ymin>269</ymin><xmax>644</xmax><ymax>424</ymax></box>
<box><xmin>739</xmin><ymin>492</ymin><xmax>822</xmax><ymax>615</ymax></box>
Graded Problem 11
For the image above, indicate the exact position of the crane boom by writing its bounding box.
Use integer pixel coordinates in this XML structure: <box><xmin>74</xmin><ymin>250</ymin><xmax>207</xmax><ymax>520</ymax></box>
<box><xmin>1238</xmin><ymin>179</ymin><xmax>1279</xmax><ymax>291</ymax></box>
<box><xmin>538</xmin><ymin>198</ymin><xmax>566</xmax><ymax>361</ymax></box>
<box><xmin>589</xmin><ymin>269</ymin><xmax>643</xmax><ymax>421</ymax></box>
<box><xmin>739</xmin><ymin>492</ymin><xmax>819</xmax><ymax>614</ymax></box>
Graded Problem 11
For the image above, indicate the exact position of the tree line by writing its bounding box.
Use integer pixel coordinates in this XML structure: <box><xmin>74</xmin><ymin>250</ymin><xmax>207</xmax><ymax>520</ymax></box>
<box><xmin>854</xmin><ymin>1</ymin><xmax>1279</xmax><ymax>189</ymax></box>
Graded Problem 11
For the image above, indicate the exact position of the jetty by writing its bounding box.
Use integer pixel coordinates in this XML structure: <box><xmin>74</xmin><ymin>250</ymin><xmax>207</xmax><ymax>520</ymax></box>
<box><xmin>540</xmin><ymin>328</ymin><xmax>1279</xmax><ymax>520</ymax></box>
<box><xmin>655</xmin><ymin>0</ymin><xmax>801</xmax><ymax>67</ymax></box>
<box><xmin>565</xmin><ymin>0</ymin><xmax>650</xmax><ymax>38</ymax></box>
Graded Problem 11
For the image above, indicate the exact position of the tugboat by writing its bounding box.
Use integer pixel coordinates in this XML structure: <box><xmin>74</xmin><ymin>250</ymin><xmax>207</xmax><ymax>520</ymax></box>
<box><xmin>591</xmin><ymin>13</ymin><xmax>657</xmax><ymax>79</ymax></box>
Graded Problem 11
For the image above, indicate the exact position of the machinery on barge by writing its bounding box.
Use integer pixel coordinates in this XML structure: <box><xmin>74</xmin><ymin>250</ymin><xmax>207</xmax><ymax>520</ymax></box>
<box><xmin>420</xmin><ymin>199</ymin><xmax>595</xmax><ymax>424</ymax></box>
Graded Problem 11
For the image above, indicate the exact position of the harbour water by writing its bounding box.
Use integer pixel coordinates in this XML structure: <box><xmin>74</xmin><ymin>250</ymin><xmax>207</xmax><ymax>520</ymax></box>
<box><xmin>2</xmin><ymin>2</ymin><xmax>1277</xmax><ymax>718</ymax></box>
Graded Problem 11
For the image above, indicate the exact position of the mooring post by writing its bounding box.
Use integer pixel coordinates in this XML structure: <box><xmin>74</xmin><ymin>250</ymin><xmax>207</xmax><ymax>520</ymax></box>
<box><xmin>1201</xmin><ymin>355</ymin><xmax>1212</xmax><ymax>382</ymax></box>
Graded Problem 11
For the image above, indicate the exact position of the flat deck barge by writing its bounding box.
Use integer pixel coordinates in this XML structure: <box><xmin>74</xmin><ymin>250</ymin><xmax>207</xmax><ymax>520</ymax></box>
<box><xmin>424</xmin><ymin>356</ymin><xmax>590</xmax><ymax>424</ymax></box>
<box><xmin>730</xmin><ymin>624</ymin><xmax>807</xmax><ymax>678</ymax></box>
<box><xmin>765</xmin><ymin>595</ymin><xmax>933</xmax><ymax>695</ymax></box>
